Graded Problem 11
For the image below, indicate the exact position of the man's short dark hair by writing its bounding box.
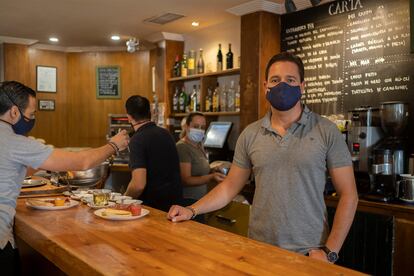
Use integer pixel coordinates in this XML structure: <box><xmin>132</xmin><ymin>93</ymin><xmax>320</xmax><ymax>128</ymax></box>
<box><xmin>0</xmin><ymin>81</ymin><xmax>36</xmax><ymax>115</ymax></box>
<box><xmin>265</xmin><ymin>52</ymin><xmax>305</xmax><ymax>82</ymax></box>
<box><xmin>125</xmin><ymin>95</ymin><xmax>151</xmax><ymax>121</ymax></box>
<box><xmin>185</xmin><ymin>112</ymin><xmax>204</xmax><ymax>125</ymax></box>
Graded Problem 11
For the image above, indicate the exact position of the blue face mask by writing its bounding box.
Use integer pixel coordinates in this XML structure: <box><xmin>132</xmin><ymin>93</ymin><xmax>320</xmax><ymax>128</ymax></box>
<box><xmin>188</xmin><ymin>128</ymin><xmax>205</xmax><ymax>143</ymax></box>
<box><xmin>266</xmin><ymin>82</ymin><xmax>302</xmax><ymax>111</ymax></box>
<box><xmin>12</xmin><ymin>110</ymin><xmax>35</xmax><ymax>135</ymax></box>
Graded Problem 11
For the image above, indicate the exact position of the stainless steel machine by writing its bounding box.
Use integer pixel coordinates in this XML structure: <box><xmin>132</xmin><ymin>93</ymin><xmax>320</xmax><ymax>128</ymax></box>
<box><xmin>347</xmin><ymin>107</ymin><xmax>384</xmax><ymax>193</ymax></box>
<box><xmin>368</xmin><ymin>101</ymin><xmax>410</xmax><ymax>202</ymax></box>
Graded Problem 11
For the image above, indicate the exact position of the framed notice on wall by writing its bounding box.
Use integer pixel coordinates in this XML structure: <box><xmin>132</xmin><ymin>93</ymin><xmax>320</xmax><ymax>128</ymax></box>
<box><xmin>36</xmin><ymin>66</ymin><xmax>57</xmax><ymax>93</ymax></box>
<box><xmin>96</xmin><ymin>66</ymin><xmax>121</xmax><ymax>99</ymax></box>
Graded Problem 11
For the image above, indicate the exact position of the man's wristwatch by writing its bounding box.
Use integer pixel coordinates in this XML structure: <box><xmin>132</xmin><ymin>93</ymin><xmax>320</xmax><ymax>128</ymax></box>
<box><xmin>185</xmin><ymin>206</ymin><xmax>197</xmax><ymax>219</ymax></box>
<box><xmin>321</xmin><ymin>246</ymin><xmax>339</xmax><ymax>263</ymax></box>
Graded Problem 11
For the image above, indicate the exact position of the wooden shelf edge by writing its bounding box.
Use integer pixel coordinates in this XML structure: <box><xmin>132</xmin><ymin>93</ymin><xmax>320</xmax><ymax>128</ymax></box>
<box><xmin>170</xmin><ymin>111</ymin><xmax>240</xmax><ymax>117</ymax></box>
<box><xmin>168</xmin><ymin>68</ymin><xmax>240</xmax><ymax>82</ymax></box>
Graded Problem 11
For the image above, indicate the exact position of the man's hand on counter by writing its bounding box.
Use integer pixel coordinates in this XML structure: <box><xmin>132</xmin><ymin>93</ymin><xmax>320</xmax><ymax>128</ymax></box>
<box><xmin>167</xmin><ymin>205</ymin><xmax>193</xmax><ymax>222</ymax></box>
<box><xmin>308</xmin><ymin>249</ymin><xmax>329</xmax><ymax>263</ymax></box>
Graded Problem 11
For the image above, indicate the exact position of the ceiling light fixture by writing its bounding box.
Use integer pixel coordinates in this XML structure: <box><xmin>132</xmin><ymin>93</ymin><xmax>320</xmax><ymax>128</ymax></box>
<box><xmin>310</xmin><ymin>0</ymin><xmax>321</xmax><ymax>6</ymax></box>
<box><xmin>191</xmin><ymin>21</ymin><xmax>199</xmax><ymax>27</ymax></box>
<box><xmin>111</xmin><ymin>35</ymin><xmax>121</xmax><ymax>41</ymax></box>
<box><xmin>285</xmin><ymin>0</ymin><xmax>297</xmax><ymax>13</ymax></box>
<box><xmin>126</xmin><ymin>38</ymin><xmax>139</xmax><ymax>53</ymax></box>
<box><xmin>49</xmin><ymin>37</ymin><xmax>59</xmax><ymax>42</ymax></box>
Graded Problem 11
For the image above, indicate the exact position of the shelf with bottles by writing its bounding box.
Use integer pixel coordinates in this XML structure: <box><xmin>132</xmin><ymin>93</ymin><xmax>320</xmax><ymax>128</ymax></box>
<box><xmin>170</xmin><ymin>111</ymin><xmax>240</xmax><ymax>117</ymax></box>
<box><xmin>169</xmin><ymin>75</ymin><xmax>240</xmax><ymax>117</ymax></box>
<box><xmin>168</xmin><ymin>68</ymin><xmax>240</xmax><ymax>82</ymax></box>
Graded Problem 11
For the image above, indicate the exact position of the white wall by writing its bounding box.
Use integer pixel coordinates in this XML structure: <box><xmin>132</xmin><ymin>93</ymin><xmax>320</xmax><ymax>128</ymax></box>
<box><xmin>183</xmin><ymin>17</ymin><xmax>241</xmax><ymax>73</ymax></box>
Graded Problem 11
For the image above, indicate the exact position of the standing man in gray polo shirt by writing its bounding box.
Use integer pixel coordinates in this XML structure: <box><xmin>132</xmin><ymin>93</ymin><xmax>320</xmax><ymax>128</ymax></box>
<box><xmin>168</xmin><ymin>53</ymin><xmax>358</xmax><ymax>263</ymax></box>
<box><xmin>0</xmin><ymin>81</ymin><xmax>129</xmax><ymax>275</ymax></box>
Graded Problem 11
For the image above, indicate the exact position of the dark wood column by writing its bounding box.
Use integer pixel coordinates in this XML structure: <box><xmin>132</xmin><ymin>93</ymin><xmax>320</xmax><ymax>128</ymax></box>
<box><xmin>240</xmin><ymin>11</ymin><xmax>281</xmax><ymax>130</ymax></box>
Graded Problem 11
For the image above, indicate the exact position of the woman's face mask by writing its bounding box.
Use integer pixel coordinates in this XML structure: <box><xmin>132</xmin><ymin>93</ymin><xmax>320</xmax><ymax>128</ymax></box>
<box><xmin>188</xmin><ymin>128</ymin><xmax>205</xmax><ymax>143</ymax></box>
<box><xmin>266</xmin><ymin>82</ymin><xmax>302</xmax><ymax>111</ymax></box>
<box><xmin>12</xmin><ymin>109</ymin><xmax>35</xmax><ymax>135</ymax></box>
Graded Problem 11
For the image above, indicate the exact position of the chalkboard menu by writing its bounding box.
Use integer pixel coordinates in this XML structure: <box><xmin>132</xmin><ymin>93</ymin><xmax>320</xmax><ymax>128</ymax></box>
<box><xmin>281</xmin><ymin>0</ymin><xmax>413</xmax><ymax>116</ymax></box>
<box><xmin>96</xmin><ymin>66</ymin><xmax>121</xmax><ymax>99</ymax></box>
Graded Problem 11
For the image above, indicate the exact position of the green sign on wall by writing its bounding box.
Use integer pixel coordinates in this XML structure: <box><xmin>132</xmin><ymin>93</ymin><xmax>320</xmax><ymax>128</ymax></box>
<box><xmin>96</xmin><ymin>66</ymin><xmax>121</xmax><ymax>99</ymax></box>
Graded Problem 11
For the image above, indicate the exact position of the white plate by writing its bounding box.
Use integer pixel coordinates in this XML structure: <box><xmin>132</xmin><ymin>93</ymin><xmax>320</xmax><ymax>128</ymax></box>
<box><xmin>94</xmin><ymin>208</ymin><xmax>149</xmax><ymax>221</ymax></box>
<box><xmin>21</xmin><ymin>179</ymin><xmax>47</xmax><ymax>188</ymax></box>
<box><xmin>71</xmin><ymin>193</ymin><xmax>93</xmax><ymax>201</ymax></box>
<box><xmin>26</xmin><ymin>198</ymin><xmax>79</xmax><ymax>210</ymax></box>
<box><xmin>87</xmin><ymin>201</ymin><xmax>116</xmax><ymax>209</ymax></box>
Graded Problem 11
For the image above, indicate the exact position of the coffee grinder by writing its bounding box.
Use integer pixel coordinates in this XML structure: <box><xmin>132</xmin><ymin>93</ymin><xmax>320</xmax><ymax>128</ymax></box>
<box><xmin>368</xmin><ymin>101</ymin><xmax>410</xmax><ymax>202</ymax></box>
<box><xmin>347</xmin><ymin>107</ymin><xmax>384</xmax><ymax>193</ymax></box>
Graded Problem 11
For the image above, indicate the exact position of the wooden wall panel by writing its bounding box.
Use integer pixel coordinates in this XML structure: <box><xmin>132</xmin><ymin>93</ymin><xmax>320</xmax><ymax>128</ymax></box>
<box><xmin>4</xmin><ymin>45</ymin><xmax>151</xmax><ymax>147</ymax></box>
<box><xmin>4</xmin><ymin>44</ymin><xmax>30</xmax><ymax>85</ymax></box>
<box><xmin>66</xmin><ymin>51</ymin><xmax>151</xmax><ymax>147</ymax></box>
<box><xmin>240</xmin><ymin>12</ymin><xmax>281</xmax><ymax>130</ymax></box>
<box><xmin>28</xmin><ymin>49</ymin><xmax>68</xmax><ymax>147</ymax></box>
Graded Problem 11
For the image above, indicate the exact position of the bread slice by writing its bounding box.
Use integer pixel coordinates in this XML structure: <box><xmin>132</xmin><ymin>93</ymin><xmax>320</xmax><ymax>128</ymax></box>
<box><xmin>102</xmin><ymin>208</ymin><xmax>131</xmax><ymax>216</ymax></box>
<box><xmin>27</xmin><ymin>199</ymin><xmax>54</xmax><ymax>207</ymax></box>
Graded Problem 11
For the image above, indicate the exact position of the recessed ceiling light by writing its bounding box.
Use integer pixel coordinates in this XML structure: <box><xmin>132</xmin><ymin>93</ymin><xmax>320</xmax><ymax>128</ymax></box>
<box><xmin>111</xmin><ymin>35</ymin><xmax>120</xmax><ymax>41</ymax></box>
<box><xmin>191</xmin><ymin>21</ymin><xmax>199</xmax><ymax>27</ymax></box>
<box><xmin>49</xmin><ymin>37</ymin><xmax>59</xmax><ymax>42</ymax></box>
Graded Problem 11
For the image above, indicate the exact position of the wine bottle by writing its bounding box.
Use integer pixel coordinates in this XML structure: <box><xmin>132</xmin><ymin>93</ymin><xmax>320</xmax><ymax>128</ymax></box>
<box><xmin>196</xmin><ymin>85</ymin><xmax>201</xmax><ymax>111</ymax></box>
<box><xmin>220</xmin><ymin>84</ymin><xmax>228</xmax><ymax>112</ymax></box>
<box><xmin>226</xmin><ymin>43</ymin><xmax>233</xmax><ymax>70</ymax></box>
<box><xmin>235</xmin><ymin>83</ymin><xmax>241</xmax><ymax>112</ymax></box>
<box><xmin>217</xmin><ymin>44</ymin><xmax>223</xmax><ymax>72</ymax></box>
<box><xmin>181</xmin><ymin>54</ymin><xmax>188</xmax><ymax>77</ymax></box>
<box><xmin>190</xmin><ymin>85</ymin><xmax>197</xmax><ymax>112</ymax></box>
<box><xmin>197</xmin><ymin>49</ymin><xmax>205</xmax><ymax>74</ymax></box>
<box><xmin>188</xmin><ymin>50</ymin><xmax>196</xmax><ymax>75</ymax></box>
<box><xmin>227</xmin><ymin>81</ymin><xmax>235</xmax><ymax>112</ymax></box>
<box><xmin>179</xmin><ymin>85</ymin><xmax>187</xmax><ymax>112</ymax></box>
<box><xmin>212</xmin><ymin>84</ymin><xmax>219</xmax><ymax>112</ymax></box>
<box><xmin>173</xmin><ymin>86</ymin><xmax>180</xmax><ymax>112</ymax></box>
<box><xmin>205</xmin><ymin>88</ymin><xmax>212</xmax><ymax>112</ymax></box>
<box><xmin>173</xmin><ymin>55</ymin><xmax>181</xmax><ymax>77</ymax></box>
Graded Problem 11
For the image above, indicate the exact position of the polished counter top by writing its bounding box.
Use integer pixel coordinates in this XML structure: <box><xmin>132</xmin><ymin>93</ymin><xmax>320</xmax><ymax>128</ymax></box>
<box><xmin>14</xmin><ymin>199</ymin><xmax>363</xmax><ymax>276</ymax></box>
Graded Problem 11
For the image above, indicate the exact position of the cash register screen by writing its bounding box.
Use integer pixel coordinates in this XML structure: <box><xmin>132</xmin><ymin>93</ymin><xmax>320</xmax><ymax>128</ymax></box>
<box><xmin>203</xmin><ymin>122</ymin><xmax>232</xmax><ymax>148</ymax></box>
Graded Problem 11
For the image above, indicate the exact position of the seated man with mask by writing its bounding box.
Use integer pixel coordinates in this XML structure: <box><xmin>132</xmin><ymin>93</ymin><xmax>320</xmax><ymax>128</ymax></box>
<box><xmin>0</xmin><ymin>81</ymin><xmax>129</xmax><ymax>274</ymax></box>
<box><xmin>124</xmin><ymin>95</ymin><xmax>183</xmax><ymax>212</ymax></box>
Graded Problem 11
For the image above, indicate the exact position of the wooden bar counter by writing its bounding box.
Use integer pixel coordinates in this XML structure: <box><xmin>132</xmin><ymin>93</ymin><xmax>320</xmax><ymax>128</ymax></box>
<box><xmin>14</xmin><ymin>199</ymin><xmax>363</xmax><ymax>276</ymax></box>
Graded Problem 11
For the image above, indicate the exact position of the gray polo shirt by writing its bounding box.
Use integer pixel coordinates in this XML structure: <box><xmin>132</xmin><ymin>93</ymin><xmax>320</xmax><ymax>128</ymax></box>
<box><xmin>233</xmin><ymin>106</ymin><xmax>351</xmax><ymax>254</ymax></box>
<box><xmin>176</xmin><ymin>140</ymin><xmax>210</xmax><ymax>200</ymax></box>
<box><xmin>0</xmin><ymin>122</ymin><xmax>53</xmax><ymax>249</ymax></box>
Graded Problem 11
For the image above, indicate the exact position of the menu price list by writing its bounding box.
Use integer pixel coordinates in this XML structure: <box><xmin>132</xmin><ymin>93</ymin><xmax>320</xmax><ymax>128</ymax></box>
<box><xmin>281</xmin><ymin>0</ymin><xmax>413</xmax><ymax>115</ymax></box>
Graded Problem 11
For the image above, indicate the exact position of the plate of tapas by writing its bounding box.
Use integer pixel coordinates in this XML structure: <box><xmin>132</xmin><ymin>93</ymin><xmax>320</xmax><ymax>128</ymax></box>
<box><xmin>94</xmin><ymin>204</ymin><xmax>149</xmax><ymax>221</ymax></box>
<box><xmin>26</xmin><ymin>197</ymin><xmax>79</xmax><ymax>210</ymax></box>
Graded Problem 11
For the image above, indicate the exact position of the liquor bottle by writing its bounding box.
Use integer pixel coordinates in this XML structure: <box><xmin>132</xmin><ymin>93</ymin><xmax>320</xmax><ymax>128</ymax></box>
<box><xmin>173</xmin><ymin>86</ymin><xmax>180</xmax><ymax>112</ymax></box>
<box><xmin>188</xmin><ymin>50</ymin><xmax>196</xmax><ymax>75</ymax></box>
<box><xmin>235</xmin><ymin>83</ymin><xmax>241</xmax><ymax>112</ymax></box>
<box><xmin>227</xmin><ymin>81</ymin><xmax>235</xmax><ymax>112</ymax></box>
<box><xmin>220</xmin><ymin>84</ymin><xmax>228</xmax><ymax>112</ymax></box>
<box><xmin>190</xmin><ymin>85</ymin><xmax>197</xmax><ymax>112</ymax></box>
<box><xmin>205</xmin><ymin>88</ymin><xmax>212</xmax><ymax>112</ymax></box>
<box><xmin>196</xmin><ymin>85</ymin><xmax>201</xmax><ymax>111</ymax></box>
<box><xmin>226</xmin><ymin>43</ymin><xmax>233</xmax><ymax>70</ymax></box>
<box><xmin>181</xmin><ymin>54</ymin><xmax>188</xmax><ymax>77</ymax></box>
<box><xmin>197</xmin><ymin>49</ymin><xmax>205</xmax><ymax>74</ymax></box>
<box><xmin>173</xmin><ymin>55</ymin><xmax>181</xmax><ymax>77</ymax></box>
<box><xmin>179</xmin><ymin>85</ymin><xmax>187</xmax><ymax>112</ymax></box>
<box><xmin>212</xmin><ymin>84</ymin><xmax>219</xmax><ymax>112</ymax></box>
<box><xmin>216</xmin><ymin>44</ymin><xmax>223</xmax><ymax>72</ymax></box>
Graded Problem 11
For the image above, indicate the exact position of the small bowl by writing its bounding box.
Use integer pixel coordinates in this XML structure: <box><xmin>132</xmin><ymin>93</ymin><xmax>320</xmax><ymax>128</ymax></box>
<box><xmin>116</xmin><ymin>199</ymin><xmax>142</xmax><ymax>205</ymax></box>
<box><xmin>109</xmin><ymin>192</ymin><xmax>122</xmax><ymax>201</ymax></box>
<box><xmin>112</xmin><ymin>195</ymin><xmax>131</xmax><ymax>202</ymax></box>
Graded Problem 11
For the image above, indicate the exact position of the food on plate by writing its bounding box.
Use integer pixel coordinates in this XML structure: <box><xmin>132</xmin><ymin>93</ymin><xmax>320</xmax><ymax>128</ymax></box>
<box><xmin>27</xmin><ymin>199</ymin><xmax>54</xmax><ymax>207</ymax></box>
<box><xmin>54</xmin><ymin>198</ymin><xmax>66</xmax><ymax>206</ymax></box>
<box><xmin>27</xmin><ymin>197</ymin><xmax>70</xmax><ymax>207</ymax></box>
<box><xmin>115</xmin><ymin>203</ymin><xmax>142</xmax><ymax>216</ymax></box>
<box><xmin>102</xmin><ymin>208</ymin><xmax>132</xmax><ymax>216</ymax></box>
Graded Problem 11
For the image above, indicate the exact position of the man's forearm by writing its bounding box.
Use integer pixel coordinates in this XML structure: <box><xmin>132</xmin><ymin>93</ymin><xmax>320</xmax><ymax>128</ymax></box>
<box><xmin>326</xmin><ymin>193</ymin><xmax>358</xmax><ymax>252</ymax></box>
<box><xmin>124</xmin><ymin>181</ymin><xmax>144</xmax><ymax>198</ymax></box>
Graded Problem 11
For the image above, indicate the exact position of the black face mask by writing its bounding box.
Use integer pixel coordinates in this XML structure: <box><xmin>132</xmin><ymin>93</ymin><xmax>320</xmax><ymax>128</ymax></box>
<box><xmin>12</xmin><ymin>110</ymin><xmax>35</xmax><ymax>135</ymax></box>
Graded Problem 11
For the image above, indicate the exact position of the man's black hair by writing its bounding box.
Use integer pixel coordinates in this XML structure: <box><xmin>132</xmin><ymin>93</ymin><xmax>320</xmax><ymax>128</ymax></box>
<box><xmin>185</xmin><ymin>112</ymin><xmax>204</xmax><ymax>125</ymax></box>
<box><xmin>265</xmin><ymin>52</ymin><xmax>305</xmax><ymax>82</ymax></box>
<box><xmin>0</xmin><ymin>81</ymin><xmax>36</xmax><ymax>115</ymax></box>
<box><xmin>125</xmin><ymin>95</ymin><xmax>151</xmax><ymax>121</ymax></box>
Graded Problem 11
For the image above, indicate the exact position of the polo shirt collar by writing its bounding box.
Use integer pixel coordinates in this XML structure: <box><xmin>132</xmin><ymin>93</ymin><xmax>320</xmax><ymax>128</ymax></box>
<box><xmin>261</xmin><ymin>104</ymin><xmax>312</xmax><ymax>132</ymax></box>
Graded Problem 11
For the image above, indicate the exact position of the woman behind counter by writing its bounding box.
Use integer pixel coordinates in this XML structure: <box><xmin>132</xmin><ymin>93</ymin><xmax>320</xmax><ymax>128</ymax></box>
<box><xmin>176</xmin><ymin>113</ymin><xmax>226</xmax><ymax>200</ymax></box>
